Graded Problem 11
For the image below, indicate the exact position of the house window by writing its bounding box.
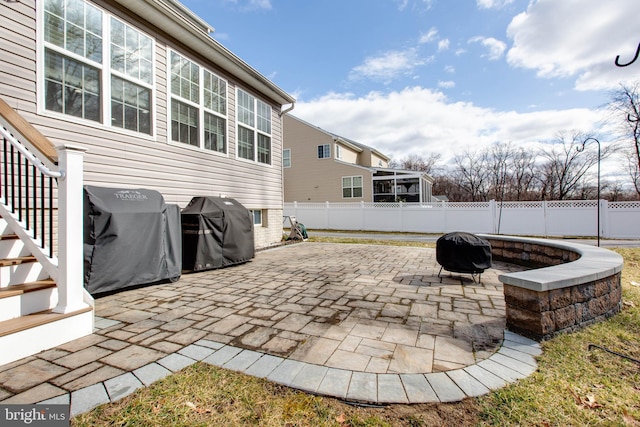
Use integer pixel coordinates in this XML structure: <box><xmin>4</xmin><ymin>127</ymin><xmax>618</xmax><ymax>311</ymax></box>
<box><xmin>110</xmin><ymin>18</ymin><xmax>152</xmax><ymax>133</ymax></box>
<box><xmin>43</xmin><ymin>0</ymin><xmax>153</xmax><ymax>134</ymax></box>
<box><xmin>169</xmin><ymin>51</ymin><xmax>228</xmax><ymax>152</ymax></box>
<box><xmin>251</xmin><ymin>209</ymin><xmax>262</xmax><ymax>226</ymax></box>
<box><xmin>237</xmin><ymin>89</ymin><xmax>271</xmax><ymax>164</ymax></box>
<box><xmin>318</xmin><ymin>144</ymin><xmax>330</xmax><ymax>159</ymax></box>
<box><xmin>336</xmin><ymin>145</ymin><xmax>342</xmax><ymax>160</ymax></box>
<box><xmin>283</xmin><ymin>149</ymin><xmax>291</xmax><ymax>168</ymax></box>
<box><xmin>342</xmin><ymin>176</ymin><xmax>363</xmax><ymax>198</ymax></box>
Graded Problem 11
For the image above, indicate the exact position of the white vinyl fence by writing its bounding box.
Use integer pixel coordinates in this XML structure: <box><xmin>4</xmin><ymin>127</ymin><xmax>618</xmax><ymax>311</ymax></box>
<box><xmin>284</xmin><ymin>200</ymin><xmax>640</xmax><ymax>239</ymax></box>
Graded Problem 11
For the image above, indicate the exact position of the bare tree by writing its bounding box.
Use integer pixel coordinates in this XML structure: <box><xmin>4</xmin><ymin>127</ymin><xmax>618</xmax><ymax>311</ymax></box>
<box><xmin>486</xmin><ymin>143</ymin><xmax>508</xmax><ymax>201</ymax></box>
<box><xmin>608</xmin><ymin>81</ymin><xmax>640</xmax><ymax>198</ymax></box>
<box><xmin>389</xmin><ymin>153</ymin><xmax>442</xmax><ymax>175</ymax></box>
<box><xmin>506</xmin><ymin>147</ymin><xmax>537</xmax><ymax>200</ymax></box>
<box><xmin>452</xmin><ymin>149</ymin><xmax>490</xmax><ymax>201</ymax></box>
<box><xmin>625</xmin><ymin>148</ymin><xmax>640</xmax><ymax>195</ymax></box>
<box><xmin>538</xmin><ymin>131</ymin><xmax>605</xmax><ymax>200</ymax></box>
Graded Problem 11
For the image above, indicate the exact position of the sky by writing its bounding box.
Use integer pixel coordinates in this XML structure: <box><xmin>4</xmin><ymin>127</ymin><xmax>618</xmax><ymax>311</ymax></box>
<box><xmin>180</xmin><ymin>0</ymin><xmax>640</xmax><ymax>183</ymax></box>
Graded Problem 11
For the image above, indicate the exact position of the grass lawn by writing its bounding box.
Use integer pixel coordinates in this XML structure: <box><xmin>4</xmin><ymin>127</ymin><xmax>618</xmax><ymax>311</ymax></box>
<box><xmin>72</xmin><ymin>239</ymin><xmax>640</xmax><ymax>427</ymax></box>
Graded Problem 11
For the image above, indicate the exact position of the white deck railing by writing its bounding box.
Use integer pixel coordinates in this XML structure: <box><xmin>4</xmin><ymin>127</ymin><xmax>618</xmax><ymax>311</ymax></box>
<box><xmin>0</xmin><ymin>108</ymin><xmax>90</xmax><ymax>313</ymax></box>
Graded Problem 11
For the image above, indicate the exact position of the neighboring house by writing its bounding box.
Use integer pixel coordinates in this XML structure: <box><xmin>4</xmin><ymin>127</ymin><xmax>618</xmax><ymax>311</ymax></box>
<box><xmin>283</xmin><ymin>114</ymin><xmax>434</xmax><ymax>203</ymax></box>
<box><xmin>0</xmin><ymin>0</ymin><xmax>294</xmax><ymax>365</ymax></box>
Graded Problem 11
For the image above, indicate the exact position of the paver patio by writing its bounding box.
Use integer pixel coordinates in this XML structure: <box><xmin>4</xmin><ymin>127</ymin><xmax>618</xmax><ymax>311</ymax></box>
<box><xmin>0</xmin><ymin>242</ymin><xmax>539</xmax><ymax>416</ymax></box>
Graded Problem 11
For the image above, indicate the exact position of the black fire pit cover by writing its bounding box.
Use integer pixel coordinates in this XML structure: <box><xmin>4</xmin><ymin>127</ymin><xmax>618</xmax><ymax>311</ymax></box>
<box><xmin>436</xmin><ymin>232</ymin><xmax>492</xmax><ymax>275</ymax></box>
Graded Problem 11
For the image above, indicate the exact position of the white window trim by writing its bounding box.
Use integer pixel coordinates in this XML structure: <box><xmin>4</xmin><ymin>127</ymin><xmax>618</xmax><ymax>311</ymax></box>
<box><xmin>251</xmin><ymin>209</ymin><xmax>263</xmax><ymax>226</ymax></box>
<box><xmin>335</xmin><ymin>145</ymin><xmax>342</xmax><ymax>160</ymax></box>
<box><xmin>283</xmin><ymin>148</ymin><xmax>291</xmax><ymax>168</ymax></box>
<box><xmin>37</xmin><ymin>0</ymin><xmax>157</xmax><ymax>139</ymax></box>
<box><xmin>342</xmin><ymin>175</ymin><xmax>364</xmax><ymax>199</ymax></box>
<box><xmin>318</xmin><ymin>144</ymin><xmax>330</xmax><ymax>159</ymax></box>
<box><xmin>166</xmin><ymin>49</ymin><xmax>229</xmax><ymax>156</ymax></box>
<box><xmin>235</xmin><ymin>88</ymin><xmax>272</xmax><ymax>166</ymax></box>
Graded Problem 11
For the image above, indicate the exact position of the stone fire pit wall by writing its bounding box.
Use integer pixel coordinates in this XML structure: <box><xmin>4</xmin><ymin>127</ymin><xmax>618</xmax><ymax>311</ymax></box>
<box><xmin>478</xmin><ymin>235</ymin><xmax>624</xmax><ymax>341</ymax></box>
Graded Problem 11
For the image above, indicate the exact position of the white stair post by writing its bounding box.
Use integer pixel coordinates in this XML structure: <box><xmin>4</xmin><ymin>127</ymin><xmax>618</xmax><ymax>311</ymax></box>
<box><xmin>54</xmin><ymin>144</ymin><xmax>88</xmax><ymax>313</ymax></box>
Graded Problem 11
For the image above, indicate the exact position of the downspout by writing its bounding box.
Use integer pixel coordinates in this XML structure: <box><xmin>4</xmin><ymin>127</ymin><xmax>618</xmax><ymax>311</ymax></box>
<box><xmin>279</xmin><ymin>103</ymin><xmax>295</xmax><ymax>117</ymax></box>
<box><xmin>280</xmin><ymin>103</ymin><xmax>295</xmax><ymax>218</ymax></box>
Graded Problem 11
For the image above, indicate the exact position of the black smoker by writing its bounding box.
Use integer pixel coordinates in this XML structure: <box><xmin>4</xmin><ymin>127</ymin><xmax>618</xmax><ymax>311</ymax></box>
<box><xmin>436</xmin><ymin>232</ymin><xmax>492</xmax><ymax>283</ymax></box>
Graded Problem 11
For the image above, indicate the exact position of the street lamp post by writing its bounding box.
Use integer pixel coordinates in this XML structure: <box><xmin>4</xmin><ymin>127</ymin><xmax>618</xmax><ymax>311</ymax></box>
<box><xmin>577</xmin><ymin>137</ymin><xmax>601</xmax><ymax>246</ymax></box>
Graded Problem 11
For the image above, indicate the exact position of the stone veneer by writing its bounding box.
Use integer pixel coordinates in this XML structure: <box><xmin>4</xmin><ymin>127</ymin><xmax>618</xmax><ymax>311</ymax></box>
<box><xmin>479</xmin><ymin>235</ymin><xmax>624</xmax><ymax>341</ymax></box>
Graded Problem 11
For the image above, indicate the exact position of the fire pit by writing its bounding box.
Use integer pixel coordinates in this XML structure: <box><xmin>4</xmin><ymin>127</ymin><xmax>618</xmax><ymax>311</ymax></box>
<box><xmin>436</xmin><ymin>232</ymin><xmax>492</xmax><ymax>283</ymax></box>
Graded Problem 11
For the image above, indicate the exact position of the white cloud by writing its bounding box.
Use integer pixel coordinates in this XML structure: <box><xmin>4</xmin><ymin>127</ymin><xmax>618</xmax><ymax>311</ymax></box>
<box><xmin>469</xmin><ymin>36</ymin><xmax>507</xmax><ymax>60</ymax></box>
<box><xmin>398</xmin><ymin>0</ymin><xmax>434</xmax><ymax>12</ymax></box>
<box><xmin>222</xmin><ymin>0</ymin><xmax>271</xmax><ymax>11</ymax></box>
<box><xmin>438</xmin><ymin>80</ymin><xmax>455</xmax><ymax>88</ymax></box>
<box><xmin>438</xmin><ymin>39</ymin><xmax>450</xmax><ymax>52</ymax></box>
<box><xmin>419</xmin><ymin>27</ymin><xmax>438</xmax><ymax>44</ymax></box>
<box><xmin>395</xmin><ymin>0</ymin><xmax>409</xmax><ymax>11</ymax></box>
<box><xmin>444</xmin><ymin>65</ymin><xmax>455</xmax><ymax>73</ymax></box>
<box><xmin>293</xmin><ymin>86</ymin><xmax>605</xmax><ymax>167</ymax></box>
<box><xmin>476</xmin><ymin>0</ymin><xmax>513</xmax><ymax>9</ymax></box>
<box><xmin>506</xmin><ymin>0</ymin><xmax>640</xmax><ymax>91</ymax></box>
<box><xmin>349</xmin><ymin>49</ymin><xmax>427</xmax><ymax>83</ymax></box>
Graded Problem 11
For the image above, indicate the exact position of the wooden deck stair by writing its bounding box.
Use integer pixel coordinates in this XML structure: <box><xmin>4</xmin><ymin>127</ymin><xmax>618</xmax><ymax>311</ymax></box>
<box><xmin>0</xmin><ymin>226</ymin><xmax>94</xmax><ymax>366</ymax></box>
<box><xmin>0</xmin><ymin>306</ymin><xmax>93</xmax><ymax>338</ymax></box>
<box><xmin>0</xmin><ymin>279</ymin><xmax>56</xmax><ymax>299</ymax></box>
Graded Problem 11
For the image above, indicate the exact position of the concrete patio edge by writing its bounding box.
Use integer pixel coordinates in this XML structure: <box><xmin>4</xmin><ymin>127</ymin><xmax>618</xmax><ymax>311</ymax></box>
<box><xmin>40</xmin><ymin>326</ymin><xmax>541</xmax><ymax>417</ymax></box>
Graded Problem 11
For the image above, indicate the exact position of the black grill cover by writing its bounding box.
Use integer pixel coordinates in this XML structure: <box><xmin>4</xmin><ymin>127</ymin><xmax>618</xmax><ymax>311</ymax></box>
<box><xmin>181</xmin><ymin>197</ymin><xmax>254</xmax><ymax>271</ymax></box>
<box><xmin>436</xmin><ymin>232</ymin><xmax>492</xmax><ymax>274</ymax></box>
<box><xmin>83</xmin><ymin>186</ymin><xmax>182</xmax><ymax>295</ymax></box>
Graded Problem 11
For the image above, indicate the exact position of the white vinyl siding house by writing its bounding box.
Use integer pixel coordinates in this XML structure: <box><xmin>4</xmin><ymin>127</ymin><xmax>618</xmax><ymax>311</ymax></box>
<box><xmin>3</xmin><ymin>0</ymin><xmax>294</xmax><ymax>249</ymax></box>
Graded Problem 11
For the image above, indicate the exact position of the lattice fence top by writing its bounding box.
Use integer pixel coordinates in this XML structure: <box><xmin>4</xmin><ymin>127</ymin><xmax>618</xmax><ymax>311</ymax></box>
<box><xmin>609</xmin><ymin>201</ymin><xmax>640</xmax><ymax>209</ymax></box>
<box><xmin>287</xmin><ymin>200</ymin><xmax>640</xmax><ymax>210</ymax></box>
<box><xmin>442</xmin><ymin>201</ymin><xmax>491</xmax><ymax>208</ymax></box>
<box><xmin>497</xmin><ymin>201</ymin><xmax>544</xmax><ymax>209</ymax></box>
<box><xmin>546</xmin><ymin>200</ymin><xmax>597</xmax><ymax>208</ymax></box>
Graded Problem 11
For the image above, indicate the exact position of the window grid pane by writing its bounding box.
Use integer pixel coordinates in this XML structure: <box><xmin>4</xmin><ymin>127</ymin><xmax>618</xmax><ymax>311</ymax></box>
<box><xmin>257</xmin><ymin>134</ymin><xmax>270</xmax><ymax>164</ymax></box>
<box><xmin>171</xmin><ymin>52</ymin><xmax>199</xmax><ymax>103</ymax></box>
<box><xmin>111</xmin><ymin>75</ymin><xmax>151</xmax><ymax>134</ymax></box>
<box><xmin>238</xmin><ymin>125</ymin><xmax>254</xmax><ymax>160</ymax></box>
<box><xmin>204</xmin><ymin>70</ymin><xmax>226</xmax><ymax>115</ymax></box>
<box><xmin>111</xmin><ymin>18</ymin><xmax>153</xmax><ymax>84</ymax></box>
<box><xmin>256</xmin><ymin>100</ymin><xmax>271</xmax><ymax>133</ymax></box>
<box><xmin>283</xmin><ymin>149</ymin><xmax>291</xmax><ymax>168</ymax></box>
<box><xmin>45</xmin><ymin>0</ymin><xmax>103</xmax><ymax>62</ymax></box>
<box><xmin>204</xmin><ymin>112</ymin><xmax>226</xmax><ymax>153</ymax></box>
<box><xmin>237</xmin><ymin>90</ymin><xmax>254</xmax><ymax>127</ymax></box>
<box><xmin>45</xmin><ymin>49</ymin><xmax>101</xmax><ymax>122</ymax></box>
<box><xmin>171</xmin><ymin>99</ymin><xmax>198</xmax><ymax>146</ymax></box>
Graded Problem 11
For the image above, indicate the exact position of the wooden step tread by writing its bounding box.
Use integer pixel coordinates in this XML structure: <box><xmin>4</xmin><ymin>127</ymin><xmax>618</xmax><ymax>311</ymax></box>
<box><xmin>0</xmin><ymin>306</ymin><xmax>93</xmax><ymax>337</ymax></box>
<box><xmin>0</xmin><ymin>234</ymin><xmax>19</xmax><ymax>241</ymax></box>
<box><xmin>0</xmin><ymin>256</ymin><xmax>37</xmax><ymax>267</ymax></box>
<box><xmin>0</xmin><ymin>280</ymin><xmax>56</xmax><ymax>299</ymax></box>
